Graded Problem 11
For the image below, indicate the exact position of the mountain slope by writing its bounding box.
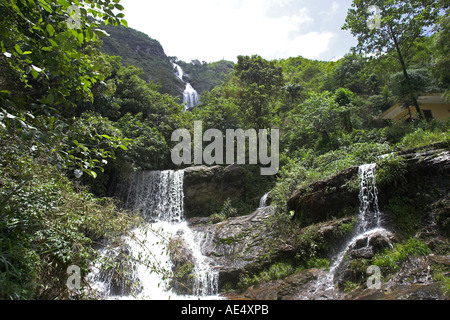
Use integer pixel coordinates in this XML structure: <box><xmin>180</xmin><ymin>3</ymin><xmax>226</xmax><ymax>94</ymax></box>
<box><xmin>99</xmin><ymin>24</ymin><xmax>234</xmax><ymax>101</ymax></box>
<box><xmin>100</xmin><ymin>24</ymin><xmax>183</xmax><ymax>98</ymax></box>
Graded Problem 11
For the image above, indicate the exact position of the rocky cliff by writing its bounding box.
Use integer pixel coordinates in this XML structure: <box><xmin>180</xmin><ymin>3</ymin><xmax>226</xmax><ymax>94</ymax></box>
<box><xmin>177</xmin><ymin>145</ymin><xmax>449</xmax><ymax>300</ymax></box>
<box><xmin>183</xmin><ymin>164</ymin><xmax>274</xmax><ymax>218</ymax></box>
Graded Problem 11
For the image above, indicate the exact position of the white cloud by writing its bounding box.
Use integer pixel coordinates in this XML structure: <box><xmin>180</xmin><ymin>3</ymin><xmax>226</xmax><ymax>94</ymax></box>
<box><xmin>286</xmin><ymin>31</ymin><xmax>334</xmax><ymax>59</ymax></box>
<box><xmin>119</xmin><ymin>0</ymin><xmax>356</xmax><ymax>62</ymax></box>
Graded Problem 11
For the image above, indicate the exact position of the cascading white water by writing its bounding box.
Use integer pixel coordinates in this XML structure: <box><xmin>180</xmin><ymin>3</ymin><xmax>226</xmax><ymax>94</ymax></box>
<box><xmin>259</xmin><ymin>192</ymin><xmax>269</xmax><ymax>208</ymax></box>
<box><xmin>357</xmin><ymin>164</ymin><xmax>381</xmax><ymax>232</ymax></box>
<box><xmin>173</xmin><ymin>63</ymin><xmax>184</xmax><ymax>82</ymax></box>
<box><xmin>90</xmin><ymin>170</ymin><xmax>219</xmax><ymax>300</ymax></box>
<box><xmin>172</xmin><ymin>62</ymin><xmax>200</xmax><ymax>110</ymax></box>
<box><xmin>302</xmin><ymin>163</ymin><xmax>392</xmax><ymax>298</ymax></box>
<box><xmin>183</xmin><ymin>83</ymin><xmax>199</xmax><ymax>109</ymax></box>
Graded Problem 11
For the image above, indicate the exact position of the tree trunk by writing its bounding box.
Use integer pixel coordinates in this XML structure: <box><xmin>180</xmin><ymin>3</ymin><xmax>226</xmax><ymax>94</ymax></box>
<box><xmin>388</xmin><ymin>25</ymin><xmax>425</xmax><ymax>121</ymax></box>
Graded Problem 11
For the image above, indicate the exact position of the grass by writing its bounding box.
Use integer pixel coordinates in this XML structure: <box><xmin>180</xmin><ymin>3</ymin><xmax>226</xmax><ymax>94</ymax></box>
<box><xmin>398</xmin><ymin>127</ymin><xmax>450</xmax><ymax>150</ymax></box>
<box><xmin>237</xmin><ymin>262</ymin><xmax>299</xmax><ymax>289</ymax></box>
<box><xmin>372</xmin><ymin>238</ymin><xmax>431</xmax><ymax>274</ymax></box>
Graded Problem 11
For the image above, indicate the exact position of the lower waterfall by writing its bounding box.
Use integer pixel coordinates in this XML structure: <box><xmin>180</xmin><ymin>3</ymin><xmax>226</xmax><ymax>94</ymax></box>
<box><xmin>89</xmin><ymin>170</ymin><xmax>219</xmax><ymax>300</ymax></box>
<box><xmin>301</xmin><ymin>163</ymin><xmax>393</xmax><ymax>299</ymax></box>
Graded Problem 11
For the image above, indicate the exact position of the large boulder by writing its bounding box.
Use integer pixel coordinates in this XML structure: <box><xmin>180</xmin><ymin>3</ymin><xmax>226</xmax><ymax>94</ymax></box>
<box><xmin>287</xmin><ymin>166</ymin><xmax>359</xmax><ymax>226</ymax></box>
<box><xmin>183</xmin><ymin>164</ymin><xmax>273</xmax><ymax>218</ymax></box>
<box><xmin>189</xmin><ymin>207</ymin><xmax>356</xmax><ymax>291</ymax></box>
<box><xmin>190</xmin><ymin>206</ymin><xmax>280</xmax><ymax>288</ymax></box>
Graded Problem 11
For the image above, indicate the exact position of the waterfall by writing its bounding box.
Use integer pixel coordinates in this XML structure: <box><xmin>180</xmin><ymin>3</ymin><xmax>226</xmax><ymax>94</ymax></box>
<box><xmin>183</xmin><ymin>83</ymin><xmax>199</xmax><ymax>109</ymax></box>
<box><xmin>259</xmin><ymin>192</ymin><xmax>269</xmax><ymax>208</ymax></box>
<box><xmin>89</xmin><ymin>170</ymin><xmax>219</xmax><ymax>300</ymax></box>
<box><xmin>357</xmin><ymin>164</ymin><xmax>381</xmax><ymax>232</ymax></box>
<box><xmin>172</xmin><ymin>63</ymin><xmax>200</xmax><ymax>110</ymax></box>
<box><xmin>302</xmin><ymin>163</ymin><xmax>392</xmax><ymax>299</ymax></box>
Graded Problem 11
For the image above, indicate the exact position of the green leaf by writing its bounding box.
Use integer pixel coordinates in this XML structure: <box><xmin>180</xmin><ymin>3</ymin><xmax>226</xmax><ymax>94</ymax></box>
<box><xmin>31</xmin><ymin>69</ymin><xmax>39</xmax><ymax>79</ymax></box>
<box><xmin>94</xmin><ymin>28</ymin><xmax>110</xmax><ymax>37</ymax></box>
<box><xmin>38</xmin><ymin>0</ymin><xmax>52</xmax><ymax>13</ymax></box>
<box><xmin>87</xmin><ymin>170</ymin><xmax>97</xmax><ymax>179</ymax></box>
<box><xmin>46</xmin><ymin>24</ymin><xmax>55</xmax><ymax>37</ymax></box>
<box><xmin>15</xmin><ymin>44</ymin><xmax>23</xmax><ymax>55</ymax></box>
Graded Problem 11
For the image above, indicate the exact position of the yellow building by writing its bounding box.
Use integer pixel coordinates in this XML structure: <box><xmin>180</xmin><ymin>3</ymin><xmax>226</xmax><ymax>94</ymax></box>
<box><xmin>381</xmin><ymin>93</ymin><xmax>450</xmax><ymax>122</ymax></box>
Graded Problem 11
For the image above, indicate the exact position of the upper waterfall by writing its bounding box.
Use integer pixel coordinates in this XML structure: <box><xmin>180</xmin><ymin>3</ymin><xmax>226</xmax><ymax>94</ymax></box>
<box><xmin>172</xmin><ymin>62</ymin><xmax>200</xmax><ymax>110</ymax></box>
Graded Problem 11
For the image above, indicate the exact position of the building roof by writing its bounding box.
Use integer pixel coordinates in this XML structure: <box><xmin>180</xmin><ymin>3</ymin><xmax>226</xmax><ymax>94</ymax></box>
<box><xmin>380</xmin><ymin>93</ymin><xmax>449</xmax><ymax>121</ymax></box>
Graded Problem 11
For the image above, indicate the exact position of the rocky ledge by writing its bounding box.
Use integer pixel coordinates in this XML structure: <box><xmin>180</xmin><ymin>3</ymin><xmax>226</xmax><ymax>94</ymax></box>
<box><xmin>182</xmin><ymin>146</ymin><xmax>449</xmax><ymax>300</ymax></box>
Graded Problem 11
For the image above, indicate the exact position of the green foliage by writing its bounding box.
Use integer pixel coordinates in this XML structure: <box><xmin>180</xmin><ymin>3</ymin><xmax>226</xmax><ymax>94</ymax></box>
<box><xmin>433</xmin><ymin>272</ymin><xmax>450</xmax><ymax>298</ymax></box>
<box><xmin>176</xmin><ymin>59</ymin><xmax>234</xmax><ymax>95</ymax></box>
<box><xmin>0</xmin><ymin>0</ymin><xmax>127</xmax><ymax>102</ymax></box>
<box><xmin>343</xmin><ymin>0</ymin><xmax>447</xmax><ymax>119</ymax></box>
<box><xmin>115</xmin><ymin>113</ymin><xmax>169</xmax><ymax>171</ymax></box>
<box><xmin>0</xmin><ymin>128</ymin><xmax>137</xmax><ymax>299</ymax></box>
<box><xmin>390</xmin><ymin>68</ymin><xmax>438</xmax><ymax>99</ymax></box>
<box><xmin>100</xmin><ymin>24</ymin><xmax>182</xmax><ymax>97</ymax></box>
<box><xmin>210</xmin><ymin>198</ymin><xmax>238</xmax><ymax>223</ymax></box>
<box><xmin>432</xmin><ymin>12</ymin><xmax>450</xmax><ymax>100</ymax></box>
<box><xmin>0</xmin><ymin>0</ymin><xmax>131</xmax><ymax>179</ymax></box>
<box><xmin>375</xmin><ymin>155</ymin><xmax>407</xmax><ymax>187</ymax></box>
<box><xmin>234</xmin><ymin>55</ymin><xmax>284</xmax><ymax>129</ymax></box>
<box><xmin>192</xmin><ymin>96</ymin><xmax>243</xmax><ymax>131</ymax></box>
<box><xmin>386</xmin><ymin>197</ymin><xmax>423</xmax><ymax>240</ymax></box>
<box><xmin>372</xmin><ymin>238</ymin><xmax>431</xmax><ymax>274</ymax></box>
<box><xmin>306</xmin><ymin>257</ymin><xmax>330</xmax><ymax>270</ymax></box>
<box><xmin>397</xmin><ymin>121</ymin><xmax>450</xmax><ymax>150</ymax></box>
<box><xmin>237</xmin><ymin>262</ymin><xmax>297</xmax><ymax>289</ymax></box>
<box><xmin>343</xmin><ymin>281</ymin><xmax>360</xmax><ymax>293</ymax></box>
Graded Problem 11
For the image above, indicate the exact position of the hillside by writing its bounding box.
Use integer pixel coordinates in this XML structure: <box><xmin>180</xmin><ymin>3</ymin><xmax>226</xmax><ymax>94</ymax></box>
<box><xmin>99</xmin><ymin>24</ymin><xmax>183</xmax><ymax>98</ymax></box>
<box><xmin>176</xmin><ymin>59</ymin><xmax>235</xmax><ymax>94</ymax></box>
<box><xmin>99</xmin><ymin>24</ymin><xmax>234</xmax><ymax>100</ymax></box>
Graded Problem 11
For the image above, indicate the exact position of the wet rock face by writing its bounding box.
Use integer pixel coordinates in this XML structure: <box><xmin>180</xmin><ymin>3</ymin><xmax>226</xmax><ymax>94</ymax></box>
<box><xmin>179</xmin><ymin>146</ymin><xmax>449</xmax><ymax>299</ymax></box>
<box><xmin>183</xmin><ymin>165</ymin><xmax>255</xmax><ymax>218</ymax></box>
<box><xmin>224</xmin><ymin>269</ymin><xmax>326</xmax><ymax>300</ymax></box>
<box><xmin>287</xmin><ymin>166</ymin><xmax>359</xmax><ymax>226</ymax></box>
<box><xmin>188</xmin><ymin>208</ymin><xmax>356</xmax><ymax>292</ymax></box>
<box><xmin>287</xmin><ymin>147</ymin><xmax>450</xmax><ymax>230</ymax></box>
<box><xmin>342</xmin><ymin>254</ymin><xmax>450</xmax><ymax>300</ymax></box>
<box><xmin>169</xmin><ymin>236</ymin><xmax>195</xmax><ymax>295</ymax></box>
<box><xmin>190</xmin><ymin>206</ymin><xmax>280</xmax><ymax>288</ymax></box>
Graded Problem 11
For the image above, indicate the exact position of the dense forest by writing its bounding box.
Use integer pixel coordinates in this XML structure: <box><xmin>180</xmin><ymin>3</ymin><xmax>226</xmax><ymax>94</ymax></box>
<box><xmin>0</xmin><ymin>0</ymin><xmax>449</xmax><ymax>300</ymax></box>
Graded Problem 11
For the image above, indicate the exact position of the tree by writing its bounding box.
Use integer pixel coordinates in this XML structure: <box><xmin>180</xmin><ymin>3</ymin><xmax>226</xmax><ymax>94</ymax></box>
<box><xmin>234</xmin><ymin>55</ymin><xmax>284</xmax><ymax>129</ymax></box>
<box><xmin>0</xmin><ymin>0</ymin><xmax>129</xmax><ymax>178</ymax></box>
<box><xmin>343</xmin><ymin>0</ymin><xmax>447</xmax><ymax>120</ymax></box>
<box><xmin>431</xmin><ymin>10</ymin><xmax>450</xmax><ymax>100</ymax></box>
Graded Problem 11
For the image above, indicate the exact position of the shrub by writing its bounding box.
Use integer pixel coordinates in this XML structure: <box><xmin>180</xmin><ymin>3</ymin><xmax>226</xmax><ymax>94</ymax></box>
<box><xmin>372</xmin><ymin>238</ymin><xmax>431</xmax><ymax>274</ymax></box>
<box><xmin>398</xmin><ymin>127</ymin><xmax>449</xmax><ymax>150</ymax></box>
<box><xmin>0</xmin><ymin>129</ymin><xmax>137</xmax><ymax>299</ymax></box>
<box><xmin>375</xmin><ymin>155</ymin><xmax>407</xmax><ymax>187</ymax></box>
<box><xmin>386</xmin><ymin>197</ymin><xmax>423</xmax><ymax>240</ymax></box>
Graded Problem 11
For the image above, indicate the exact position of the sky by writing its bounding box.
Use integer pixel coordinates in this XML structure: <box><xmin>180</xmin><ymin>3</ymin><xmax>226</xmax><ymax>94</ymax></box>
<box><xmin>119</xmin><ymin>0</ymin><xmax>358</xmax><ymax>63</ymax></box>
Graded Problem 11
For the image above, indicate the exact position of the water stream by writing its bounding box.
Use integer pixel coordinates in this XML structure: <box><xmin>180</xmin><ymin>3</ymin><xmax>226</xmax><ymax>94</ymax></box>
<box><xmin>259</xmin><ymin>192</ymin><xmax>270</xmax><ymax>208</ymax></box>
<box><xmin>301</xmin><ymin>163</ymin><xmax>393</xmax><ymax>299</ymax></box>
